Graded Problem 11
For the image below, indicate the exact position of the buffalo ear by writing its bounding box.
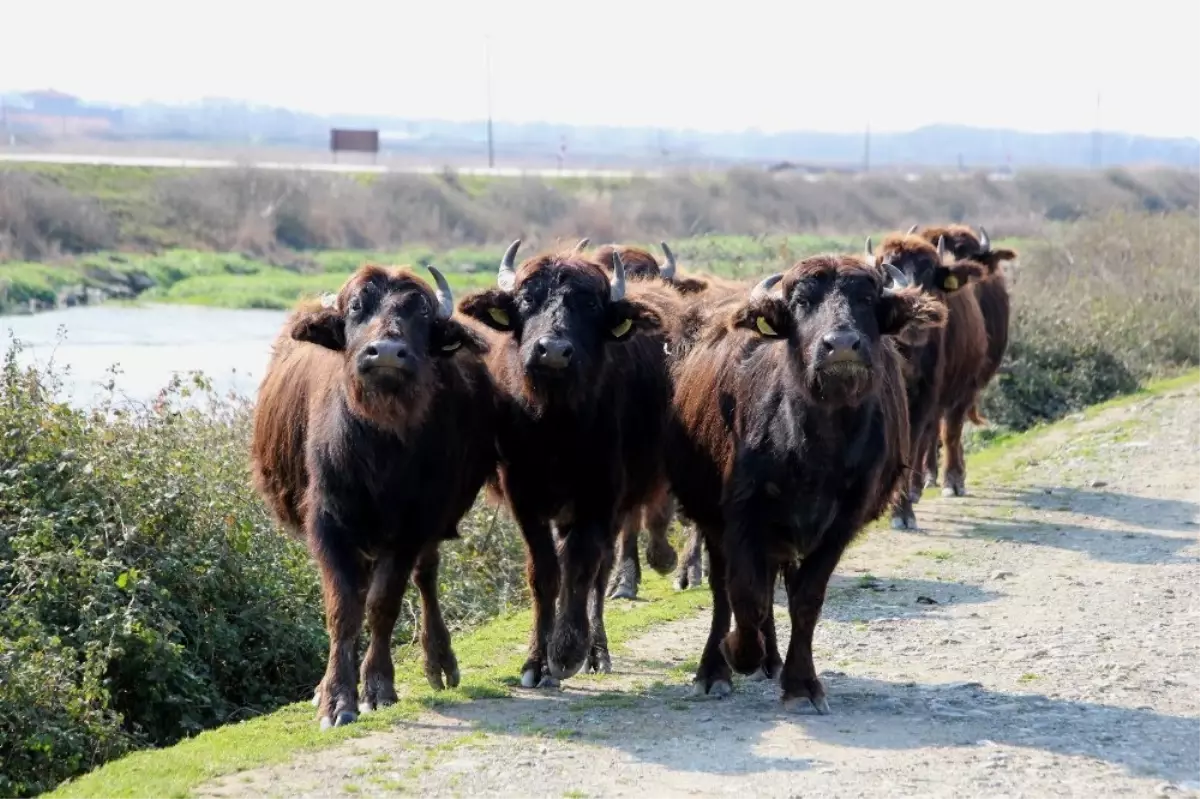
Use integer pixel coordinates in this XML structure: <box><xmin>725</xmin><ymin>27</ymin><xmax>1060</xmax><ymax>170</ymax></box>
<box><xmin>290</xmin><ymin>307</ymin><xmax>346</xmax><ymax>351</ymax></box>
<box><xmin>932</xmin><ymin>261</ymin><xmax>986</xmax><ymax>293</ymax></box>
<box><xmin>607</xmin><ymin>299</ymin><xmax>662</xmax><ymax>340</ymax></box>
<box><xmin>730</xmin><ymin>296</ymin><xmax>791</xmax><ymax>339</ymax></box>
<box><xmin>458</xmin><ymin>290</ymin><xmax>518</xmax><ymax>332</ymax></box>
<box><xmin>430</xmin><ymin>318</ymin><xmax>490</xmax><ymax>357</ymax></box>
<box><xmin>878</xmin><ymin>286</ymin><xmax>947</xmax><ymax>338</ymax></box>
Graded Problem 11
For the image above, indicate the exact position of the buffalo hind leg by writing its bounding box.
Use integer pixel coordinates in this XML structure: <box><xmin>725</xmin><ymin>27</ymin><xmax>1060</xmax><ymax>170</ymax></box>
<box><xmin>893</xmin><ymin>420</ymin><xmax>936</xmax><ymax>529</ymax></box>
<box><xmin>413</xmin><ymin>542</ymin><xmax>459</xmax><ymax>691</ymax></box>
<box><xmin>748</xmin><ymin>562</ymin><xmax>787</xmax><ymax>682</ymax></box>
<box><xmin>517</xmin><ymin>517</ymin><xmax>560</xmax><ymax>689</ymax></box>
<box><xmin>941</xmin><ymin>399</ymin><xmax>973</xmax><ymax>497</ymax></box>
<box><xmin>587</xmin><ymin>542</ymin><xmax>615</xmax><ymax>674</ymax></box>
<box><xmin>311</xmin><ymin>511</ymin><xmax>369</xmax><ymax>729</ymax></box>
<box><xmin>606</xmin><ymin>510</ymin><xmax>642</xmax><ymax>600</ymax></box>
<box><xmin>693</xmin><ymin>525</ymin><xmax>732</xmax><ymax>697</ymax></box>
<box><xmin>674</xmin><ymin>526</ymin><xmax>704</xmax><ymax>590</ymax></box>
<box><xmin>644</xmin><ymin>491</ymin><xmax>679</xmax><ymax>575</ymax></box>
<box><xmin>781</xmin><ymin>537</ymin><xmax>848</xmax><ymax>714</ymax></box>
<box><xmin>924</xmin><ymin>434</ymin><xmax>941</xmax><ymax>489</ymax></box>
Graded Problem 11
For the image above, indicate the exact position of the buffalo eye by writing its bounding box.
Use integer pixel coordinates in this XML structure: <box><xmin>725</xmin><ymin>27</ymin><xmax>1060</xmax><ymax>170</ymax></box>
<box><xmin>348</xmin><ymin>295</ymin><xmax>363</xmax><ymax>314</ymax></box>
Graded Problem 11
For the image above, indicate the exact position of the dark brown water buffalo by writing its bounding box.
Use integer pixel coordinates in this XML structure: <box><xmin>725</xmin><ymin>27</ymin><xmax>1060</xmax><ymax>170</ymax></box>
<box><xmin>667</xmin><ymin>254</ymin><xmax>946</xmax><ymax>710</ymax></box>
<box><xmin>867</xmin><ymin>233</ymin><xmax>987</xmax><ymax>528</ymax></box>
<box><xmin>251</xmin><ymin>264</ymin><xmax>498</xmax><ymax>729</ymax></box>
<box><xmin>457</xmin><ymin>241</ymin><xmax>683</xmax><ymax>686</ymax></box>
<box><xmin>914</xmin><ymin>224</ymin><xmax>1016</xmax><ymax>494</ymax></box>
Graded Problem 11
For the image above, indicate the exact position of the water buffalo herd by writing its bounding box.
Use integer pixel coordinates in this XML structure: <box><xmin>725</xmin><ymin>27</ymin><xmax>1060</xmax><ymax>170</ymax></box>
<box><xmin>250</xmin><ymin>224</ymin><xmax>1017</xmax><ymax>728</ymax></box>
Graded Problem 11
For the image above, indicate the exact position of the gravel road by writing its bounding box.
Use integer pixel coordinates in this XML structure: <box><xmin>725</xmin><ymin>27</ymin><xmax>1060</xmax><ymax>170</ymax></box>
<box><xmin>201</xmin><ymin>384</ymin><xmax>1200</xmax><ymax>799</ymax></box>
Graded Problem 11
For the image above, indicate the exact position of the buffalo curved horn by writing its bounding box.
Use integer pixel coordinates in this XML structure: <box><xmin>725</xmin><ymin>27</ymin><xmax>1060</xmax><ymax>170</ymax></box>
<box><xmin>574</xmin><ymin>237</ymin><xmax>590</xmax><ymax>253</ymax></box>
<box><xmin>865</xmin><ymin>236</ymin><xmax>874</xmax><ymax>259</ymax></box>
<box><xmin>937</xmin><ymin>235</ymin><xmax>949</xmax><ymax>263</ymax></box>
<box><xmin>660</xmin><ymin>241</ymin><xmax>678</xmax><ymax>280</ymax></box>
<box><xmin>498</xmin><ymin>239</ymin><xmax>520</xmax><ymax>291</ymax></box>
<box><xmin>750</xmin><ymin>273</ymin><xmax>783</xmax><ymax>302</ymax></box>
<box><xmin>427</xmin><ymin>266</ymin><xmax>454</xmax><ymax>319</ymax></box>
<box><xmin>883</xmin><ymin>263</ymin><xmax>912</xmax><ymax>295</ymax></box>
<box><xmin>977</xmin><ymin>226</ymin><xmax>991</xmax><ymax>253</ymax></box>
<box><xmin>610</xmin><ymin>251</ymin><xmax>627</xmax><ymax>301</ymax></box>
<box><xmin>907</xmin><ymin>224</ymin><xmax>919</xmax><ymax>236</ymax></box>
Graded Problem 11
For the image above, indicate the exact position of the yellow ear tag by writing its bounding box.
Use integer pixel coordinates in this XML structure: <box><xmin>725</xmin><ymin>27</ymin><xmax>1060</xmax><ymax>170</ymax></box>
<box><xmin>611</xmin><ymin>318</ymin><xmax>633</xmax><ymax>338</ymax></box>
<box><xmin>755</xmin><ymin>316</ymin><xmax>778</xmax><ymax>337</ymax></box>
<box><xmin>488</xmin><ymin>308</ymin><xmax>510</xmax><ymax>327</ymax></box>
<box><xmin>441</xmin><ymin>341</ymin><xmax>462</xmax><ymax>352</ymax></box>
<box><xmin>942</xmin><ymin>275</ymin><xmax>960</xmax><ymax>291</ymax></box>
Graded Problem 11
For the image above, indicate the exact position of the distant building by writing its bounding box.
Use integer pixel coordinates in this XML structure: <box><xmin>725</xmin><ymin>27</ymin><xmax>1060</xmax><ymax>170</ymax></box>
<box><xmin>2</xmin><ymin>89</ymin><xmax>123</xmax><ymax>138</ymax></box>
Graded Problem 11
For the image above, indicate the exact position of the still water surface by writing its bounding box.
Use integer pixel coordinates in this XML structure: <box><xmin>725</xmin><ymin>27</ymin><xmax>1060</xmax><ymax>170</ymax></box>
<box><xmin>2</xmin><ymin>305</ymin><xmax>287</xmax><ymax>407</ymax></box>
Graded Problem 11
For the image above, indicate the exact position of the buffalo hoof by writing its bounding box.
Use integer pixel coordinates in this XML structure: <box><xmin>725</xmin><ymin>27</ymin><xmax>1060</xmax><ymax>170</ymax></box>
<box><xmin>645</xmin><ymin>537</ymin><xmax>679</xmax><ymax>575</ymax></box>
<box><xmin>587</xmin><ymin>647</ymin><xmax>612</xmax><ymax>675</ymax></box>
<box><xmin>675</xmin><ymin>562</ymin><xmax>703</xmax><ymax>590</ymax></box>
<box><xmin>692</xmin><ymin>679</ymin><xmax>732</xmax><ymax>699</ymax></box>
<box><xmin>941</xmin><ymin>476</ymin><xmax>967</xmax><ymax>497</ymax></box>
<box><xmin>319</xmin><ymin>710</ymin><xmax>358</xmax><ymax>730</ymax></box>
<box><xmin>424</xmin><ymin>651</ymin><xmax>461</xmax><ymax>691</ymax></box>
<box><xmin>783</xmin><ymin>694</ymin><xmax>831</xmax><ymax>715</ymax></box>
<box><xmin>548</xmin><ymin>658</ymin><xmax>584</xmax><ymax>681</ymax></box>
<box><xmin>538</xmin><ymin>675</ymin><xmax>561</xmax><ymax>689</ymax></box>
<box><xmin>924</xmin><ymin>473</ymin><xmax>939</xmax><ymax>489</ymax></box>
<box><xmin>607</xmin><ymin>559</ymin><xmax>639</xmax><ymax>600</ymax></box>
<box><xmin>358</xmin><ymin>670</ymin><xmax>398</xmax><ymax>713</ymax></box>
<box><xmin>748</xmin><ymin>663</ymin><xmax>782</xmax><ymax>682</ymax></box>
<box><xmin>782</xmin><ymin>676</ymin><xmax>829</xmax><ymax>714</ymax></box>
<box><xmin>890</xmin><ymin>511</ymin><xmax>919</xmax><ymax>530</ymax></box>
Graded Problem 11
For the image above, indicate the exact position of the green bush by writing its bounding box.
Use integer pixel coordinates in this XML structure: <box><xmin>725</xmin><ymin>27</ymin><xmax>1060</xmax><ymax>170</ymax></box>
<box><xmin>0</xmin><ymin>334</ymin><xmax>528</xmax><ymax>796</ymax></box>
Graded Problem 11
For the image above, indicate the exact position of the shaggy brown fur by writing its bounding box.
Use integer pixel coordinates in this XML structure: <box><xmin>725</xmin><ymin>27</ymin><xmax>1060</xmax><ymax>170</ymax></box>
<box><xmin>871</xmin><ymin>233</ymin><xmax>986</xmax><ymax>528</ymax></box>
<box><xmin>458</xmin><ymin>247</ymin><xmax>686</xmax><ymax>686</ymax></box>
<box><xmin>667</xmin><ymin>254</ymin><xmax>946</xmax><ymax>708</ymax></box>
<box><xmin>251</xmin><ymin>265</ymin><xmax>499</xmax><ymax>730</ymax></box>
<box><xmin>916</xmin><ymin>224</ymin><xmax>1017</xmax><ymax>487</ymax></box>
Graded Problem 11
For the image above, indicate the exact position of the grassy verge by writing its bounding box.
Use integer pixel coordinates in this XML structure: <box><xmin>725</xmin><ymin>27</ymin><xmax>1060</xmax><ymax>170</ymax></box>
<box><xmin>45</xmin><ymin>368</ymin><xmax>1198</xmax><ymax>798</ymax></box>
<box><xmin>45</xmin><ymin>573</ymin><xmax>710</xmax><ymax>799</ymax></box>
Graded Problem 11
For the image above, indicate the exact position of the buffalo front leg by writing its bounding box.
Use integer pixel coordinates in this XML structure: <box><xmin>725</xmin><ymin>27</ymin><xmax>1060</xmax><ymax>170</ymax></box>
<box><xmin>358</xmin><ymin>549</ymin><xmax>419</xmax><ymax>713</ymax></box>
<box><xmin>924</xmin><ymin>431</ymin><xmax>942</xmax><ymax>488</ymax></box>
<box><xmin>310</xmin><ymin>511</ymin><xmax>368</xmax><ymax>729</ymax></box>
<box><xmin>606</xmin><ymin>510</ymin><xmax>642</xmax><ymax>600</ymax></box>
<box><xmin>941</xmin><ymin>399</ymin><xmax>973</xmax><ymax>497</ymax></box>
<box><xmin>781</xmin><ymin>537</ymin><xmax>849</xmax><ymax>715</ymax></box>
<box><xmin>587</xmin><ymin>540</ymin><xmax>615</xmax><ymax>674</ymax></box>
<box><xmin>517</xmin><ymin>517</ymin><xmax>560</xmax><ymax>689</ymax></box>
<box><xmin>413</xmin><ymin>542</ymin><xmax>460</xmax><ymax>691</ymax></box>
<box><xmin>693</xmin><ymin>525</ymin><xmax>732</xmax><ymax>697</ymax></box>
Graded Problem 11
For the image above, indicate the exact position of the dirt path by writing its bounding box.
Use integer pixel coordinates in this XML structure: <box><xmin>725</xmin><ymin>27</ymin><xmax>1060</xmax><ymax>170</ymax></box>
<box><xmin>201</xmin><ymin>385</ymin><xmax>1200</xmax><ymax>798</ymax></box>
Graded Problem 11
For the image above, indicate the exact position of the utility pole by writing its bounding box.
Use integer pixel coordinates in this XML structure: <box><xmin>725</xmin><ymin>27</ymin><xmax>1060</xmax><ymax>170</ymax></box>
<box><xmin>485</xmin><ymin>34</ymin><xmax>495</xmax><ymax>169</ymax></box>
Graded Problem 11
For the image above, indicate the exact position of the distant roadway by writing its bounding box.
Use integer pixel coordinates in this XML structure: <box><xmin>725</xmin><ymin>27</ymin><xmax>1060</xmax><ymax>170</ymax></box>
<box><xmin>0</xmin><ymin>151</ymin><xmax>663</xmax><ymax>179</ymax></box>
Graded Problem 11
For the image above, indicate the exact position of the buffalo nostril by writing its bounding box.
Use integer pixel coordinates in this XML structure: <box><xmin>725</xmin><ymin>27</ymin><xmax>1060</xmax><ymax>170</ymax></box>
<box><xmin>365</xmin><ymin>344</ymin><xmax>379</xmax><ymax>358</ymax></box>
<box><xmin>535</xmin><ymin>341</ymin><xmax>549</xmax><ymax>357</ymax></box>
<box><xmin>560</xmin><ymin>344</ymin><xmax>574</xmax><ymax>360</ymax></box>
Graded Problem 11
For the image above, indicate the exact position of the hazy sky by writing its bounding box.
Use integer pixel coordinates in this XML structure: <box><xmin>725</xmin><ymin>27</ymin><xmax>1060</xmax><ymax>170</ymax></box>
<box><xmin>5</xmin><ymin>0</ymin><xmax>1199</xmax><ymax>138</ymax></box>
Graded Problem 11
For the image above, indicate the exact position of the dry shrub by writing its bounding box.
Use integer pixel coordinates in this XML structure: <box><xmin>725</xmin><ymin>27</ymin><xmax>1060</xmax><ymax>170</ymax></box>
<box><xmin>980</xmin><ymin>210</ymin><xmax>1199</xmax><ymax>429</ymax></box>
<box><xmin>0</xmin><ymin>171</ymin><xmax>117</xmax><ymax>259</ymax></box>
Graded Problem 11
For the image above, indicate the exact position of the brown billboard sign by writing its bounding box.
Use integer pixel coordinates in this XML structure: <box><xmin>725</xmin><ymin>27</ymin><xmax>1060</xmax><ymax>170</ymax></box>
<box><xmin>330</xmin><ymin>128</ymin><xmax>380</xmax><ymax>154</ymax></box>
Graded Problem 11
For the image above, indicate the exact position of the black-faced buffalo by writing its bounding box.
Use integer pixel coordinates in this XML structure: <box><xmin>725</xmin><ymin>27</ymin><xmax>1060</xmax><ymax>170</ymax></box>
<box><xmin>667</xmin><ymin>254</ymin><xmax>946</xmax><ymax>710</ymax></box>
<box><xmin>457</xmin><ymin>241</ymin><xmax>683</xmax><ymax>686</ymax></box>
